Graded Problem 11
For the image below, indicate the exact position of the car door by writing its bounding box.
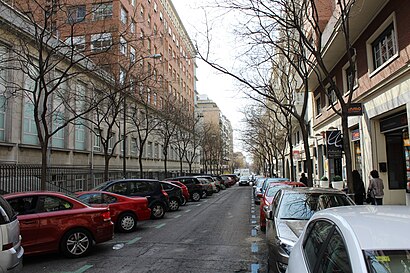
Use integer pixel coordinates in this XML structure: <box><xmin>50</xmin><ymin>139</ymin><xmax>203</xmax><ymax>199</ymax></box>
<box><xmin>35</xmin><ymin>195</ymin><xmax>74</xmax><ymax>253</ymax></box>
<box><xmin>7</xmin><ymin>196</ymin><xmax>40</xmax><ymax>253</ymax></box>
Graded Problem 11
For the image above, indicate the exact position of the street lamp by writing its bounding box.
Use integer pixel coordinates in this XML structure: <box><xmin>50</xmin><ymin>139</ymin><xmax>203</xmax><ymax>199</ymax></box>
<box><xmin>123</xmin><ymin>53</ymin><xmax>162</xmax><ymax>179</ymax></box>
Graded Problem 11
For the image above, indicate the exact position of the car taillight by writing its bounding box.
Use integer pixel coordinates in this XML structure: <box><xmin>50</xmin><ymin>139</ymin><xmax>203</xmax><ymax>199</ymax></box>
<box><xmin>162</xmin><ymin>189</ymin><xmax>169</xmax><ymax>200</ymax></box>
<box><xmin>101</xmin><ymin>210</ymin><xmax>111</xmax><ymax>221</ymax></box>
<box><xmin>2</xmin><ymin>242</ymin><xmax>13</xmax><ymax>251</ymax></box>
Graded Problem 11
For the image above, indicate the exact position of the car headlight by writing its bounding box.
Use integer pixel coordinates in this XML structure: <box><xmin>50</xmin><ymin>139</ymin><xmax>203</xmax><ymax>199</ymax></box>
<box><xmin>278</xmin><ymin>238</ymin><xmax>295</xmax><ymax>256</ymax></box>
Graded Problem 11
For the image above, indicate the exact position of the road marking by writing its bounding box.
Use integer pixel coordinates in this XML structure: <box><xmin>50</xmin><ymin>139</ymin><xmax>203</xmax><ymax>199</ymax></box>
<box><xmin>251</xmin><ymin>210</ymin><xmax>255</xmax><ymax>213</ymax></box>
<box><xmin>155</xmin><ymin>223</ymin><xmax>166</xmax><ymax>229</ymax></box>
<box><xmin>251</xmin><ymin>220</ymin><xmax>257</xmax><ymax>224</ymax></box>
<box><xmin>126</xmin><ymin>237</ymin><xmax>142</xmax><ymax>245</ymax></box>
<box><xmin>251</xmin><ymin>243</ymin><xmax>258</xmax><ymax>253</ymax></box>
<box><xmin>194</xmin><ymin>204</ymin><xmax>202</xmax><ymax>207</ymax></box>
<box><xmin>174</xmin><ymin>214</ymin><xmax>181</xmax><ymax>219</ymax></box>
<box><xmin>202</xmin><ymin>200</ymin><xmax>208</xmax><ymax>202</ymax></box>
<box><xmin>184</xmin><ymin>209</ymin><xmax>191</xmax><ymax>213</ymax></box>
<box><xmin>251</xmin><ymin>229</ymin><xmax>257</xmax><ymax>237</ymax></box>
<box><xmin>251</xmin><ymin>263</ymin><xmax>260</xmax><ymax>273</ymax></box>
<box><xmin>251</xmin><ymin>215</ymin><xmax>256</xmax><ymax>218</ymax></box>
<box><xmin>60</xmin><ymin>265</ymin><xmax>93</xmax><ymax>273</ymax></box>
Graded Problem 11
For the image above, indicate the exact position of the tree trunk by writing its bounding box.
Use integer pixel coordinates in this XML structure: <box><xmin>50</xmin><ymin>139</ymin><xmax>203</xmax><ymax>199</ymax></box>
<box><xmin>41</xmin><ymin>144</ymin><xmax>48</xmax><ymax>190</ymax></box>
<box><xmin>288</xmin><ymin>133</ymin><xmax>295</xmax><ymax>181</ymax></box>
<box><xmin>104</xmin><ymin>154</ymin><xmax>110</xmax><ymax>182</ymax></box>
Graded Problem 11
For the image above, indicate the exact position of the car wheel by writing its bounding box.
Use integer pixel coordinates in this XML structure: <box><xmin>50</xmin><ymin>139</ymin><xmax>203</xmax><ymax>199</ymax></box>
<box><xmin>117</xmin><ymin>212</ymin><xmax>137</xmax><ymax>233</ymax></box>
<box><xmin>151</xmin><ymin>203</ymin><xmax>165</xmax><ymax>219</ymax></box>
<box><xmin>60</xmin><ymin>228</ymin><xmax>93</xmax><ymax>258</ymax></box>
<box><xmin>191</xmin><ymin>192</ymin><xmax>201</xmax><ymax>202</ymax></box>
<box><xmin>169</xmin><ymin>198</ymin><xmax>180</xmax><ymax>211</ymax></box>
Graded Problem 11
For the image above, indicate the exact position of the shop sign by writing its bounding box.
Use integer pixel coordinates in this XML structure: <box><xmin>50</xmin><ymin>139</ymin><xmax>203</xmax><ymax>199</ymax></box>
<box><xmin>347</xmin><ymin>103</ymin><xmax>363</xmax><ymax>116</ymax></box>
<box><xmin>326</xmin><ymin>130</ymin><xmax>343</xmax><ymax>159</ymax></box>
<box><xmin>293</xmin><ymin>150</ymin><xmax>300</xmax><ymax>160</ymax></box>
<box><xmin>380</xmin><ymin>112</ymin><xmax>408</xmax><ymax>133</ymax></box>
<box><xmin>351</xmin><ymin>129</ymin><xmax>360</xmax><ymax>141</ymax></box>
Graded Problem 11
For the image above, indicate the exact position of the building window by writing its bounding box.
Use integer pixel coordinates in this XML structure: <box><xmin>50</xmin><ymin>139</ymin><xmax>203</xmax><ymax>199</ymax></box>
<box><xmin>159</xmin><ymin>11</ymin><xmax>163</xmax><ymax>20</ymax></box>
<box><xmin>65</xmin><ymin>36</ymin><xmax>86</xmax><ymax>52</ymax></box>
<box><xmin>23</xmin><ymin>66</ymin><xmax>39</xmax><ymax>145</ymax></box>
<box><xmin>120</xmin><ymin>6</ymin><xmax>127</xmax><ymax>25</ymax></box>
<box><xmin>315</xmin><ymin>96</ymin><xmax>321</xmax><ymax>116</ymax></box>
<box><xmin>147</xmin><ymin>14</ymin><xmax>151</xmax><ymax>26</ymax></box>
<box><xmin>108</xmin><ymin>133</ymin><xmax>115</xmax><ymax>153</ymax></box>
<box><xmin>147</xmin><ymin>39</ymin><xmax>151</xmax><ymax>52</ymax></box>
<box><xmin>343</xmin><ymin>64</ymin><xmax>357</xmax><ymax>93</ymax></box>
<box><xmin>94</xmin><ymin>129</ymin><xmax>101</xmax><ymax>152</ymax></box>
<box><xmin>52</xmin><ymin>72</ymin><xmax>66</xmax><ymax>148</ymax></box>
<box><xmin>153</xmin><ymin>92</ymin><xmax>157</xmax><ymax>106</ymax></box>
<box><xmin>147</xmin><ymin>141</ymin><xmax>152</xmax><ymax>158</ymax></box>
<box><xmin>92</xmin><ymin>2</ymin><xmax>113</xmax><ymax>20</ymax></box>
<box><xmin>372</xmin><ymin>23</ymin><xmax>397</xmax><ymax>70</ymax></box>
<box><xmin>131</xmin><ymin>137</ymin><xmax>138</xmax><ymax>155</ymax></box>
<box><xmin>327</xmin><ymin>86</ymin><xmax>337</xmax><ymax>106</ymax></box>
<box><xmin>130</xmin><ymin>46</ymin><xmax>136</xmax><ymax>63</ymax></box>
<box><xmin>67</xmin><ymin>5</ymin><xmax>86</xmax><ymax>24</ymax></box>
<box><xmin>120</xmin><ymin>36</ymin><xmax>127</xmax><ymax>55</ymax></box>
<box><xmin>0</xmin><ymin>95</ymin><xmax>5</xmax><ymax>141</ymax></box>
<box><xmin>147</xmin><ymin>88</ymin><xmax>151</xmax><ymax>103</ymax></box>
<box><xmin>91</xmin><ymin>33</ymin><xmax>112</xmax><ymax>52</ymax></box>
<box><xmin>131</xmin><ymin>0</ymin><xmax>136</xmax><ymax>6</ymax></box>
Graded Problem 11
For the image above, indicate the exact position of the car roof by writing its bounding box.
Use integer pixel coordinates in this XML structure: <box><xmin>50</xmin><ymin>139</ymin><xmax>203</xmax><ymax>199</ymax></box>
<box><xmin>311</xmin><ymin>206</ymin><xmax>410</xmax><ymax>250</ymax></box>
<box><xmin>4</xmin><ymin>191</ymin><xmax>67</xmax><ymax>197</ymax></box>
<box><xmin>280</xmin><ymin>187</ymin><xmax>345</xmax><ymax>194</ymax></box>
<box><xmin>109</xmin><ymin>178</ymin><xmax>160</xmax><ymax>183</ymax></box>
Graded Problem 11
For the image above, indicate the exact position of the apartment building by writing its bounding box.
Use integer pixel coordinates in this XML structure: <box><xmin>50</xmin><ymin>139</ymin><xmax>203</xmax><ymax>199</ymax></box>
<box><xmin>296</xmin><ymin>0</ymin><xmax>410</xmax><ymax>204</ymax></box>
<box><xmin>0</xmin><ymin>0</ymin><xmax>200</xmax><ymax>181</ymax></box>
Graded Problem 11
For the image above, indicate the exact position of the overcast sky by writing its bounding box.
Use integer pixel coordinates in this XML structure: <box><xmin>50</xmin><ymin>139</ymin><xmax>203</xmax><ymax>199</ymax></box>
<box><xmin>171</xmin><ymin>0</ymin><xmax>250</xmax><ymax>153</ymax></box>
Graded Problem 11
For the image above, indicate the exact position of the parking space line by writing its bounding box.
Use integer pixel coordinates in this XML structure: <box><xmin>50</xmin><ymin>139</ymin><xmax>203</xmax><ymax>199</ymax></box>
<box><xmin>174</xmin><ymin>214</ymin><xmax>181</xmax><ymax>219</ymax></box>
<box><xmin>251</xmin><ymin>243</ymin><xmax>258</xmax><ymax>253</ymax></box>
<box><xmin>251</xmin><ymin>220</ymin><xmax>257</xmax><ymax>224</ymax></box>
<box><xmin>155</xmin><ymin>223</ymin><xmax>166</xmax><ymax>229</ymax></box>
<box><xmin>251</xmin><ymin>263</ymin><xmax>260</xmax><ymax>273</ymax></box>
<box><xmin>60</xmin><ymin>264</ymin><xmax>93</xmax><ymax>273</ymax></box>
<box><xmin>251</xmin><ymin>215</ymin><xmax>256</xmax><ymax>218</ymax></box>
<box><xmin>194</xmin><ymin>204</ymin><xmax>202</xmax><ymax>207</ymax></box>
<box><xmin>184</xmin><ymin>209</ymin><xmax>191</xmax><ymax>213</ymax></box>
<box><xmin>251</xmin><ymin>229</ymin><xmax>257</xmax><ymax>237</ymax></box>
<box><xmin>126</xmin><ymin>236</ymin><xmax>142</xmax><ymax>245</ymax></box>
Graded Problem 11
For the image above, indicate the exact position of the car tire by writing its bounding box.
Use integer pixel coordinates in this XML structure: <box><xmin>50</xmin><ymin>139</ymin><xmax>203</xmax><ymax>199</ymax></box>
<box><xmin>151</xmin><ymin>203</ymin><xmax>165</xmax><ymax>219</ymax></box>
<box><xmin>60</xmin><ymin>228</ymin><xmax>93</xmax><ymax>258</ymax></box>
<box><xmin>191</xmin><ymin>192</ymin><xmax>201</xmax><ymax>202</ymax></box>
<box><xmin>117</xmin><ymin>212</ymin><xmax>137</xmax><ymax>233</ymax></box>
<box><xmin>169</xmin><ymin>198</ymin><xmax>180</xmax><ymax>211</ymax></box>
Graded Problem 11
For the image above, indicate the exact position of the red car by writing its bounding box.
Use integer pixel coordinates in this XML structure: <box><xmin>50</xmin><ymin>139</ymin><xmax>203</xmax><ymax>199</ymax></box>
<box><xmin>4</xmin><ymin>191</ymin><xmax>113</xmax><ymax>257</ymax></box>
<box><xmin>167</xmin><ymin>180</ymin><xmax>190</xmax><ymax>205</ymax></box>
<box><xmin>76</xmin><ymin>191</ymin><xmax>151</xmax><ymax>233</ymax></box>
<box><xmin>259</xmin><ymin>182</ymin><xmax>306</xmax><ymax>231</ymax></box>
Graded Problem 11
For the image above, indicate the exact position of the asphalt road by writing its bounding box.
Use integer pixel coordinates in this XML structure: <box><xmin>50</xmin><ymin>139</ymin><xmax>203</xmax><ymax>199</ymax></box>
<box><xmin>22</xmin><ymin>184</ymin><xmax>268</xmax><ymax>273</ymax></box>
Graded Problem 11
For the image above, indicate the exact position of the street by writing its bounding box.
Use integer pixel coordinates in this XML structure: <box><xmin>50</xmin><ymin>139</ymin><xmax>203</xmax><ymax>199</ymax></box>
<box><xmin>22</xmin><ymin>185</ymin><xmax>268</xmax><ymax>273</ymax></box>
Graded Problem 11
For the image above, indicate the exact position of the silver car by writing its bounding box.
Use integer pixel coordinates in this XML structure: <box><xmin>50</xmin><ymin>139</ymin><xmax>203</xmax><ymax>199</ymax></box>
<box><xmin>287</xmin><ymin>206</ymin><xmax>410</xmax><ymax>273</ymax></box>
<box><xmin>265</xmin><ymin>187</ymin><xmax>354</xmax><ymax>273</ymax></box>
<box><xmin>0</xmin><ymin>195</ymin><xmax>23</xmax><ymax>272</ymax></box>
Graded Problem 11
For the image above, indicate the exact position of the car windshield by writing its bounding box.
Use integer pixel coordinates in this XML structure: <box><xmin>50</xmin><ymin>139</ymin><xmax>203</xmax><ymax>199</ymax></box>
<box><xmin>364</xmin><ymin>250</ymin><xmax>410</xmax><ymax>273</ymax></box>
<box><xmin>278</xmin><ymin>192</ymin><xmax>352</xmax><ymax>220</ymax></box>
<box><xmin>256</xmin><ymin>179</ymin><xmax>265</xmax><ymax>187</ymax></box>
<box><xmin>92</xmin><ymin>181</ymin><xmax>110</xmax><ymax>191</ymax></box>
<box><xmin>240</xmin><ymin>176</ymin><xmax>249</xmax><ymax>181</ymax></box>
<box><xmin>266</xmin><ymin>185</ymin><xmax>291</xmax><ymax>197</ymax></box>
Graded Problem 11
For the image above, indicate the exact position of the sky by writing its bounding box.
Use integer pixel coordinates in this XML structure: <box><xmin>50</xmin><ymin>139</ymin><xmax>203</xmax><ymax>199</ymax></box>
<box><xmin>171</xmin><ymin>0</ymin><xmax>250</xmax><ymax>153</ymax></box>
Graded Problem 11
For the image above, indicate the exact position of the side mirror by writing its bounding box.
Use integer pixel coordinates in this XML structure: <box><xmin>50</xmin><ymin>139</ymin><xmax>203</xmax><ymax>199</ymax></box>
<box><xmin>266</xmin><ymin>210</ymin><xmax>273</xmax><ymax>220</ymax></box>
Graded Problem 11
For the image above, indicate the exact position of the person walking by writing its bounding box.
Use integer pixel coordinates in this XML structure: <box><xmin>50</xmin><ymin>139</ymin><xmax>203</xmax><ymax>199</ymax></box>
<box><xmin>299</xmin><ymin>173</ymin><xmax>308</xmax><ymax>186</ymax></box>
<box><xmin>352</xmin><ymin>170</ymin><xmax>365</xmax><ymax>205</ymax></box>
<box><xmin>368</xmin><ymin>170</ymin><xmax>384</xmax><ymax>205</ymax></box>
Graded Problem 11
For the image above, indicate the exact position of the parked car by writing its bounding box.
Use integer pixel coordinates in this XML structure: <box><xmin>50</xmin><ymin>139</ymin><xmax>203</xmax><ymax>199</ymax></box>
<box><xmin>0</xmin><ymin>194</ymin><xmax>23</xmax><ymax>272</ymax></box>
<box><xmin>196</xmin><ymin>176</ymin><xmax>219</xmax><ymax>193</ymax></box>
<box><xmin>75</xmin><ymin>191</ymin><xmax>150</xmax><ymax>233</ymax></box>
<box><xmin>211</xmin><ymin>175</ymin><xmax>226</xmax><ymax>190</ymax></box>
<box><xmin>167</xmin><ymin>181</ymin><xmax>190</xmax><ymax>205</ymax></box>
<box><xmin>253</xmin><ymin>177</ymin><xmax>267</xmax><ymax>204</ymax></box>
<box><xmin>221</xmin><ymin>174</ymin><xmax>239</xmax><ymax>185</ymax></box>
<box><xmin>93</xmin><ymin>179</ymin><xmax>169</xmax><ymax>220</ymax></box>
<box><xmin>259</xmin><ymin>178</ymin><xmax>290</xmax><ymax>197</ymax></box>
<box><xmin>265</xmin><ymin>187</ymin><xmax>354</xmax><ymax>273</ymax></box>
<box><xmin>164</xmin><ymin>176</ymin><xmax>208</xmax><ymax>202</ymax></box>
<box><xmin>239</xmin><ymin>176</ymin><xmax>250</xmax><ymax>186</ymax></box>
<box><xmin>4</xmin><ymin>191</ymin><xmax>113</xmax><ymax>258</ymax></box>
<box><xmin>159</xmin><ymin>181</ymin><xmax>184</xmax><ymax>212</ymax></box>
<box><xmin>220</xmin><ymin>175</ymin><xmax>234</xmax><ymax>188</ymax></box>
<box><xmin>287</xmin><ymin>205</ymin><xmax>410</xmax><ymax>273</ymax></box>
<box><xmin>259</xmin><ymin>182</ymin><xmax>306</xmax><ymax>231</ymax></box>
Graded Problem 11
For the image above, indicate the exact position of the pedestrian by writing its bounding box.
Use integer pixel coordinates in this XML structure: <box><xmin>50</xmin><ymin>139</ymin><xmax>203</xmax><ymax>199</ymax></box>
<box><xmin>368</xmin><ymin>170</ymin><xmax>384</xmax><ymax>205</ymax></box>
<box><xmin>299</xmin><ymin>173</ymin><xmax>308</xmax><ymax>186</ymax></box>
<box><xmin>352</xmin><ymin>170</ymin><xmax>365</xmax><ymax>205</ymax></box>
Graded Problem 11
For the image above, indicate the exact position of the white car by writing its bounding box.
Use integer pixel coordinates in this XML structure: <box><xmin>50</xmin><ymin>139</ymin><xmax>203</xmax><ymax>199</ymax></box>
<box><xmin>286</xmin><ymin>205</ymin><xmax>410</xmax><ymax>273</ymax></box>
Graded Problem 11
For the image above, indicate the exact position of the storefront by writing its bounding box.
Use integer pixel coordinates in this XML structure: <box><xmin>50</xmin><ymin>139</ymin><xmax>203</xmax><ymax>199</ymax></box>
<box><xmin>351</xmin><ymin>128</ymin><xmax>362</xmax><ymax>176</ymax></box>
<box><xmin>380</xmin><ymin>112</ymin><xmax>408</xmax><ymax>190</ymax></box>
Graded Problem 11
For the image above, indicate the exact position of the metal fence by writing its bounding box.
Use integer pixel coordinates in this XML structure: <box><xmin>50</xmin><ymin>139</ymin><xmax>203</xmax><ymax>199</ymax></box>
<box><xmin>0</xmin><ymin>164</ymin><xmax>174</xmax><ymax>194</ymax></box>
